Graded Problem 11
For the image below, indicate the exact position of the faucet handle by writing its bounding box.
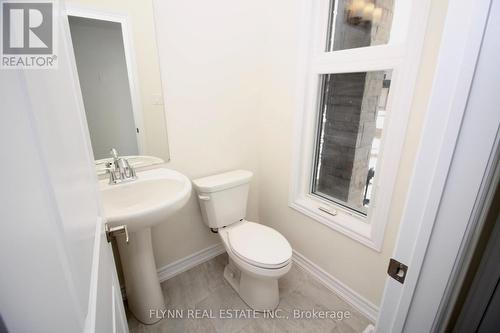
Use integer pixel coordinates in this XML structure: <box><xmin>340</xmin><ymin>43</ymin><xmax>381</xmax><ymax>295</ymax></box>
<box><xmin>122</xmin><ymin>158</ymin><xmax>137</xmax><ymax>179</ymax></box>
<box><xmin>104</xmin><ymin>161</ymin><xmax>120</xmax><ymax>184</ymax></box>
<box><xmin>110</xmin><ymin>148</ymin><xmax>119</xmax><ymax>159</ymax></box>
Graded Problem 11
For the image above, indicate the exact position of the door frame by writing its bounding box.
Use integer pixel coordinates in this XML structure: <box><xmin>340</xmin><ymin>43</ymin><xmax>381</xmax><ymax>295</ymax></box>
<box><xmin>65</xmin><ymin>5</ymin><xmax>146</xmax><ymax>156</ymax></box>
<box><xmin>376</xmin><ymin>0</ymin><xmax>499</xmax><ymax>331</ymax></box>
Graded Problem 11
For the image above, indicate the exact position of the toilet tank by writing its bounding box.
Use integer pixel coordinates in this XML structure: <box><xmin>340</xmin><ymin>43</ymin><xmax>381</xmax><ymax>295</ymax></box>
<box><xmin>192</xmin><ymin>170</ymin><xmax>252</xmax><ymax>229</ymax></box>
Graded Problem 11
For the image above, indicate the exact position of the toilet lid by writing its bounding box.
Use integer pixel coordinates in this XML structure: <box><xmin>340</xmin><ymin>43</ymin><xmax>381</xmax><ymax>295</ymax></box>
<box><xmin>227</xmin><ymin>221</ymin><xmax>292</xmax><ymax>269</ymax></box>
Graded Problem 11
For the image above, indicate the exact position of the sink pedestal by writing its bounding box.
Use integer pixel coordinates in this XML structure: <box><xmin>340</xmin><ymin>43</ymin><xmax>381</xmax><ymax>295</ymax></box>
<box><xmin>100</xmin><ymin>167</ymin><xmax>192</xmax><ymax>324</ymax></box>
<box><xmin>116</xmin><ymin>227</ymin><xmax>165</xmax><ymax>324</ymax></box>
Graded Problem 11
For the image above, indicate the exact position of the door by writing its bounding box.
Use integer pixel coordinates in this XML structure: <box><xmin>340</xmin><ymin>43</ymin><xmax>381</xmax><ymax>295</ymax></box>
<box><xmin>0</xmin><ymin>2</ymin><xmax>127</xmax><ymax>332</ymax></box>
<box><xmin>376</xmin><ymin>0</ymin><xmax>500</xmax><ymax>331</ymax></box>
<box><xmin>451</xmin><ymin>187</ymin><xmax>500</xmax><ymax>332</ymax></box>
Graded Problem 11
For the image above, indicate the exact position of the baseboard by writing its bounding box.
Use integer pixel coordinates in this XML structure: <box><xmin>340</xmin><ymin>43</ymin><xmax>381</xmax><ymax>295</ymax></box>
<box><xmin>292</xmin><ymin>250</ymin><xmax>379</xmax><ymax>323</ymax></box>
<box><xmin>157</xmin><ymin>243</ymin><xmax>226</xmax><ymax>283</ymax></box>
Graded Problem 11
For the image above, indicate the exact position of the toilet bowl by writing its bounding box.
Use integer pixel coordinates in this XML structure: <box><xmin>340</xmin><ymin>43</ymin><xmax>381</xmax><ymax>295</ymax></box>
<box><xmin>219</xmin><ymin>220</ymin><xmax>292</xmax><ymax>310</ymax></box>
<box><xmin>192</xmin><ymin>170</ymin><xmax>292</xmax><ymax>311</ymax></box>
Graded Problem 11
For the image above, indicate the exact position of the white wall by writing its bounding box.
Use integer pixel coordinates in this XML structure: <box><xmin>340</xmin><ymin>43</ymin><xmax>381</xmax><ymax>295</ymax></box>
<box><xmin>150</xmin><ymin>0</ymin><xmax>449</xmax><ymax>307</ymax></box>
<box><xmin>151</xmin><ymin>0</ymin><xmax>266</xmax><ymax>268</ymax></box>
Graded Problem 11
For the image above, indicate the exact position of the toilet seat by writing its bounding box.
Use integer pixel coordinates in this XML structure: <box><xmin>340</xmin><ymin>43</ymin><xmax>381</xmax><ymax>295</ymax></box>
<box><xmin>225</xmin><ymin>221</ymin><xmax>292</xmax><ymax>269</ymax></box>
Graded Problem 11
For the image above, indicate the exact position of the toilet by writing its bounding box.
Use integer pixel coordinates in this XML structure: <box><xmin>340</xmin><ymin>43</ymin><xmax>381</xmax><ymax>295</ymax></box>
<box><xmin>193</xmin><ymin>170</ymin><xmax>292</xmax><ymax>311</ymax></box>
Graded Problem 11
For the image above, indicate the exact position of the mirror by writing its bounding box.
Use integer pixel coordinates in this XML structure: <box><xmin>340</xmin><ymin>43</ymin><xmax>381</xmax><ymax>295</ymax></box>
<box><xmin>67</xmin><ymin>0</ymin><xmax>169</xmax><ymax>167</ymax></box>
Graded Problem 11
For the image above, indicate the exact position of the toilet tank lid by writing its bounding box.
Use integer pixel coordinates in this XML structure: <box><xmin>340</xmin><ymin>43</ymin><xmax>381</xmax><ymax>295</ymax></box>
<box><xmin>192</xmin><ymin>170</ymin><xmax>253</xmax><ymax>193</ymax></box>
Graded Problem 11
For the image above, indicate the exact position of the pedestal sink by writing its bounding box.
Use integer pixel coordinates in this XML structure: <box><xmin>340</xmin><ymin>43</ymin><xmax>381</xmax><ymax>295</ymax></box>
<box><xmin>99</xmin><ymin>167</ymin><xmax>191</xmax><ymax>324</ymax></box>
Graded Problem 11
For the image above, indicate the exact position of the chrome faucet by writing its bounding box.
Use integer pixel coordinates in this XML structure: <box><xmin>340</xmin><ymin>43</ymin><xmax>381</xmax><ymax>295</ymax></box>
<box><xmin>105</xmin><ymin>148</ymin><xmax>137</xmax><ymax>184</ymax></box>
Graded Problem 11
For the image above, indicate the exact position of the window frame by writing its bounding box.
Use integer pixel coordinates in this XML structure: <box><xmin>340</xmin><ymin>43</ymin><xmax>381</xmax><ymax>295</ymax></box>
<box><xmin>289</xmin><ymin>0</ymin><xmax>432</xmax><ymax>251</ymax></box>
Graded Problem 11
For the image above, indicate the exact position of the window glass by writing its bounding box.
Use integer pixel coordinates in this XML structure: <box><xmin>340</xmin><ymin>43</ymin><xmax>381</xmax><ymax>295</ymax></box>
<box><xmin>326</xmin><ymin>0</ymin><xmax>394</xmax><ymax>52</ymax></box>
<box><xmin>312</xmin><ymin>70</ymin><xmax>392</xmax><ymax>215</ymax></box>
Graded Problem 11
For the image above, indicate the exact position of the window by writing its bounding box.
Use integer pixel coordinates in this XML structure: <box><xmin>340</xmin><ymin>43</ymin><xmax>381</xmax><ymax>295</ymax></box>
<box><xmin>312</xmin><ymin>70</ymin><xmax>392</xmax><ymax>215</ymax></box>
<box><xmin>326</xmin><ymin>0</ymin><xmax>394</xmax><ymax>52</ymax></box>
<box><xmin>290</xmin><ymin>0</ymin><xmax>428</xmax><ymax>250</ymax></box>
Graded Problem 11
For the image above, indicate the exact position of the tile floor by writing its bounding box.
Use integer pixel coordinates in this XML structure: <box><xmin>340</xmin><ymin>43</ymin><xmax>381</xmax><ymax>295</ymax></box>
<box><xmin>127</xmin><ymin>254</ymin><xmax>371</xmax><ymax>333</ymax></box>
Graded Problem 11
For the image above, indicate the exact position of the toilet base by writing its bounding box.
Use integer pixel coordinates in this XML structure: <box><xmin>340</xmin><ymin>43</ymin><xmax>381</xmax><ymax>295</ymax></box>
<box><xmin>223</xmin><ymin>259</ymin><xmax>280</xmax><ymax>311</ymax></box>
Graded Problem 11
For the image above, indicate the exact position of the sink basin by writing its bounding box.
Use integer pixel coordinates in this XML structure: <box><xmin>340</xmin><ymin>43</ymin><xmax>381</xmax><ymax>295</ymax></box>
<box><xmin>98</xmin><ymin>167</ymin><xmax>191</xmax><ymax>324</ymax></box>
<box><xmin>99</xmin><ymin>167</ymin><xmax>191</xmax><ymax>232</ymax></box>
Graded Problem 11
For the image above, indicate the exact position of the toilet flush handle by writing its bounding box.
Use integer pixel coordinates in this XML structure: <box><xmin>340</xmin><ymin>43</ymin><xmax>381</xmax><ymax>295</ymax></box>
<box><xmin>198</xmin><ymin>194</ymin><xmax>211</xmax><ymax>201</ymax></box>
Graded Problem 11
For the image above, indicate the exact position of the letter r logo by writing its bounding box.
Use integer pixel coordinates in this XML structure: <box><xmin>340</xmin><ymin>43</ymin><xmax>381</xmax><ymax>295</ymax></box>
<box><xmin>2</xmin><ymin>2</ymin><xmax>53</xmax><ymax>54</ymax></box>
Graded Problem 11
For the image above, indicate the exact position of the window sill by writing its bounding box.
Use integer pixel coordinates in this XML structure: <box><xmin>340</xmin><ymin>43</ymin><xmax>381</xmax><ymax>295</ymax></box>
<box><xmin>289</xmin><ymin>195</ymin><xmax>383</xmax><ymax>251</ymax></box>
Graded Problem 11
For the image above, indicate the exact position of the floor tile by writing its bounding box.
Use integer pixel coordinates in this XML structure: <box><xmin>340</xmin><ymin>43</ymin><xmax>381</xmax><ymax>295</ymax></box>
<box><xmin>127</xmin><ymin>254</ymin><xmax>372</xmax><ymax>333</ymax></box>
<box><xmin>195</xmin><ymin>285</ymin><xmax>252</xmax><ymax>333</ymax></box>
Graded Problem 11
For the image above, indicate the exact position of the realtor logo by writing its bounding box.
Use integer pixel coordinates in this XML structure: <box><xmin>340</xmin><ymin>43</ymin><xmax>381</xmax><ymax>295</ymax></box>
<box><xmin>1</xmin><ymin>1</ymin><xmax>58</xmax><ymax>69</ymax></box>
